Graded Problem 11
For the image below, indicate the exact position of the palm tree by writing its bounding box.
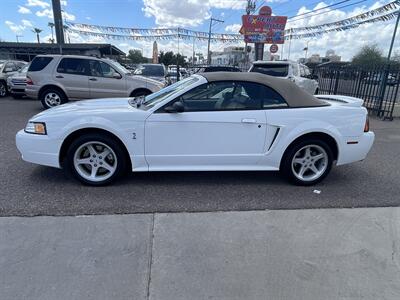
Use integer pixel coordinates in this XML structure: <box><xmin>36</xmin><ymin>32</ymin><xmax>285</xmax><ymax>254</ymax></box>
<box><xmin>32</xmin><ymin>28</ymin><xmax>43</xmax><ymax>44</ymax></box>
<box><xmin>48</xmin><ymin>22</ymin><xmax>55</xmax><ymax>43</ymax></box>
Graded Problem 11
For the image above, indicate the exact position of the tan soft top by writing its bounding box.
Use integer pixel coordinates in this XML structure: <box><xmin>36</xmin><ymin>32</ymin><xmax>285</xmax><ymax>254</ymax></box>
<box><xmin>199</xmin><ymin>72</ymin><xmax>327</xmax><ymax>108</ymax></box>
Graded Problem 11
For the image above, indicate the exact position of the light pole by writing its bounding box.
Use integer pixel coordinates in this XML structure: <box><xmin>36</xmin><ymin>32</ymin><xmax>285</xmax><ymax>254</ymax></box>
<box><xmin>207</xmin><ymin>17</ymin><xmax>224</xmax><ymax>65</ymax></box>
<box><xmin>16</xmin><ymin>35</ymin><xmax>23</xmax><ymax>43</ymax></box>
<box><xmin>387</xmin><ymin>9</ymin><xmax>400</xmax><ymax>62</ymax></box>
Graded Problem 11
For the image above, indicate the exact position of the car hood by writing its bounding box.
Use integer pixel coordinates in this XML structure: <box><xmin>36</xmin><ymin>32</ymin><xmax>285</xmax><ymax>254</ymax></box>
<box><xmin>32</xmin><ymin>98</ymin><xmax>141</xmax><ymax>120</ymax></box>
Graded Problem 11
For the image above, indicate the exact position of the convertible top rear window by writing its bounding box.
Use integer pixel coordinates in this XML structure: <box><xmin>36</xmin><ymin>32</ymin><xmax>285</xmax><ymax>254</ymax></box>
<box><xmin>251</xmin><ymin>64</ymin><xmax>289</xmax><ymax>77</ymax></box>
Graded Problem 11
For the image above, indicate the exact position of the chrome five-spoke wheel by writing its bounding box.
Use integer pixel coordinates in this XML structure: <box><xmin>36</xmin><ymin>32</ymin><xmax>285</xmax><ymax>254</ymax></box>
<box><xmin>73</xmin><ymin>141</ymin><xmax>118</xmax><ymax>182</ymax></box>
<box><xmin>291</xmin><ymin>145</ymin><xmax>328</xmax><ymax>182</ymax></box>
<box><xmin>44</xmin><ymin>92</ymin><xmax>61</xmax><ymax>107</ymax></box>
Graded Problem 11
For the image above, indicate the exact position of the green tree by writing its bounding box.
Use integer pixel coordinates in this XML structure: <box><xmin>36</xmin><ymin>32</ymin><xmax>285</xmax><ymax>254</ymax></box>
<box><xmin>352</xmin><ymin>44</ymin><xmax>384</xmax><ymax>66</ymax></box>
<box><xmin>159</xmin><ymin>51</ymin><xmax>187</xmax><ymax>67</ymax></box>
<box><xmin>32</xmin><ymin>28</ymin><xmax>43</xmax><ymax>44</ymax></box>
<box><xmin>127</xmin><ymin>49</ymin><xmax>148</xmax><ymax>64</ymax></box>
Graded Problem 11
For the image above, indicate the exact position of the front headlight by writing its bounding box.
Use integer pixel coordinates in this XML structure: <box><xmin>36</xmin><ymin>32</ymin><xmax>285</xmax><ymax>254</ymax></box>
<box><xmin>24</xmin><ymin>122</ymin><xmax>47</xmax><ymax>135</ymax></box>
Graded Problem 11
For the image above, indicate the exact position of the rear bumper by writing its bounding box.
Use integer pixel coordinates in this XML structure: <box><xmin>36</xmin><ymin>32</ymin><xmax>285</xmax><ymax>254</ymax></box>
<box><xmin>337</xmin><ymin>131</ymin><xmax>375</xmax><ymax>165</ymax></box>
<box><xmin>16</xmin><ymin>130</ymin><xmax>61</xmax><ymax>168</ymax></box>
<box><xmin>10</xmin><ymin>87</ymin><xmax>26</xmax><ymax>95</ymax></box>
<box><xmin>25</xmin><ymin>85</ymin><xmax>40</xmax><ymax>99</ymax></box>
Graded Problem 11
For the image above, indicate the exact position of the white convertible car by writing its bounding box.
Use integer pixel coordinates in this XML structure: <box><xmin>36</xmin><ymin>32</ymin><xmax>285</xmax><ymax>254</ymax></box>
<box><xmin>16</xmin><ymin>72</ymin><xmax>374</xmax><ymax>186</ymax></box>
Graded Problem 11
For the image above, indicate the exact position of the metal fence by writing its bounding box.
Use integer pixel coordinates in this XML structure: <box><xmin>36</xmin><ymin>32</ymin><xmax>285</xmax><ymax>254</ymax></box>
<box><xmin>314</xmin><ymin>64</ymin><xmax>399</xmax><ymax>120</ymax></box>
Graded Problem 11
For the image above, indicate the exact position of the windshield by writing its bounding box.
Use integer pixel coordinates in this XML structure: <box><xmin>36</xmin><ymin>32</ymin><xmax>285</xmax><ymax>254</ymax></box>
<box><xmin>19</xmin><ymin>64</ymin><xmax>29</xmax><ymax>73</ymax></box>
<box><xmin>134</xmin><ymin>65</ymin><xmax>165</xmax><ymax>77</ymax></box>
<box><xmin>251</xmin><ymin>64</ymin><xmax>289</xmax><ymax>77</ymax></box>
<box><xmin>106</xmin><ymin>60</ymin><xmax>131</xmax><ymax>74</ymax></box>
<box><xmin>133</xmin><ymin>76</ymin><xmax>199</xmax><ymax>110</ymax></box>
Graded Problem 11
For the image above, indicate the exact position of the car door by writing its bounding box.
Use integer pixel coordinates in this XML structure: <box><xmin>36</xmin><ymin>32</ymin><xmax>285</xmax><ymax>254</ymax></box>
<box><xmin>144</xmin><ymin>81</ymin><xmax>268</xmax><ymax>170</ymax></box>
<box><xmin>55</xmin><ymin>58</ymin><xmax>90</xmax><ymax>99</ymax></box>
<box><xmin>88</xmin><ymin>60</ymin><xmax>126</xmax><ymax>98</ymax></box>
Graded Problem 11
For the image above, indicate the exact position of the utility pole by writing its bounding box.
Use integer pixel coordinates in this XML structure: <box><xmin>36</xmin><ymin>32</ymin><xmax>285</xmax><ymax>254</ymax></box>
<box><xmin>16</xmin><ymin>35</ymin><xmax>23</xmax><ymax>43</ymax></box>
<box><xmin>207</xmin><ymin>17</ymin><xmax>224</xmax><ymax>65</ymax></box>
<box><xmin>246</xmin><ymin>0</ymin><xmax>256</xmax><ymax>15</ymax></box>
<box><xmin>377</xmin><ymin>9</ymin><xmax>400</xmax><ymax>119</ymax></box>
<box><xmin>51</xmin><ymin>0</ymin><xmax>65</xmax><ymax>45</ymax></box>
<box><xmin>192</xmin><ymin>38</ymin><xmax>195</xmax><ymax>67</ymax></box>
<box><xmin>387</xmin><ymin>9</ymin><xmax>400</xmax><ymax>62</ymax></box>
<box><xmin>244</xmin><ymin>0</ymin><xmax>256</xmax><ymax>67</ymax></box>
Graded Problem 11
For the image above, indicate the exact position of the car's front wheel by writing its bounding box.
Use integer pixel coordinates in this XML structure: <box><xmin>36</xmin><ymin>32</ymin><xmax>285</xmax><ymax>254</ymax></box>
<box><xmin>281</xmin><ymin>139</ymin><xmax>333</xmax><ymax>186</ymax></box>
<box><xmin>65</xmin><ymin>134</ymin><xmax>128</xmax><ymax>186</ymax></box>
<box><xmin>40</xmin><ymin>88</ymin><xmax>67</xmax><ymax>109</ymax></box>
<box><xmin>0</xmin><ymin>81</ymin><xmax>7</xmax><ymax>97</ymax></box>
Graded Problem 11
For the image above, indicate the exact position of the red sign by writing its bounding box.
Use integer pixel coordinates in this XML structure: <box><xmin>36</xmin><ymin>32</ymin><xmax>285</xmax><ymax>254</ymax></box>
<box><xmin>259</xmin><ymin>6</ymin><xmax>272</xmax><ymax>16</ymax></box>
<box><xmin>240</xmin><ymin>6</ymin><xmax>287</xmax><ymax>44</ymax></box>
<box><xmin>270</xmin><ymin>44</ymin><xmax>278</xmax><ymax>53</ymax></box>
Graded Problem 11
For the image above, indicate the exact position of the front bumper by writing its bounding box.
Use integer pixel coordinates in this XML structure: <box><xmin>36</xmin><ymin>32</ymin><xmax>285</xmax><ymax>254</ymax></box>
<box><xmin>16</xmin><ymin>130</ymin><xmax>62</xmax><ymax>168</ymax></box>
<box><xmin>337</xmin><ymin>131</ymin><xmax>375</xmax><ymax>165</ymax></box>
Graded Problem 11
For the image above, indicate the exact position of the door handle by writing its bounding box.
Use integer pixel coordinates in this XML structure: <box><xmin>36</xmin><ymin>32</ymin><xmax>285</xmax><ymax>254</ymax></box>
<box><xmin>55</xmin><ymin>75</ymin><xmax>64</xmax><ymax>78</ymax></box>
<box><xmin>89</xmin><ymin>78</ymin><xmax>97</xmax><ymax>81</ymax></box>
<box><xmin>242</xmin><ymin>118</ymin><xmax>257</xmax><ymax>124</ymax></box>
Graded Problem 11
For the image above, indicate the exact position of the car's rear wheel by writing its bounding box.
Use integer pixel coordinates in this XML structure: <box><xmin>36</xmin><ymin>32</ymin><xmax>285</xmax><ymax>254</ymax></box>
<box><xmin>281</xmin><ymin>139</ymin><xmax>333</xmax><ymax>186</ymax></box>
<box><xmin>0</xmin><ymin>81</ymin><xmax>7</xmax><ymax>97</ymax></box>
<box><xmin>40</xmin><ymin>88</ymin><xmax>67</xmax><ymax>109</ymax></box>
<box><xmin>65</xmin><ymin>134</ymin><xmax>128</xmax><ymax>186</ymax></box>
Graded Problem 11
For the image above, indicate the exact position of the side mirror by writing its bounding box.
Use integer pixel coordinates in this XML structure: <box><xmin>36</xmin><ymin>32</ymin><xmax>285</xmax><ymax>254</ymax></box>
<box><xmin>113</xmin><ymin>72</ymin><xmax>122</xmax><ymax>79</ymax></box>
<box><xmin>164</xmin><ymin>101</ymin><xmax>184</xmax><ymax>113</ymax></box>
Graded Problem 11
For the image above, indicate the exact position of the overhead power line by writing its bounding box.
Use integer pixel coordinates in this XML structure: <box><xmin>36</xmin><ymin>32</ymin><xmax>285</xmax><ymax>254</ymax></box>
<box><xmin>287</xmin><ymin>0</ymin><xmax>368</xmax><ymax>23</ymax></box>
<box><xmin>288</xmin><ymin>0</ymin><xmax>352</xmax><ymax>19</ymax></box>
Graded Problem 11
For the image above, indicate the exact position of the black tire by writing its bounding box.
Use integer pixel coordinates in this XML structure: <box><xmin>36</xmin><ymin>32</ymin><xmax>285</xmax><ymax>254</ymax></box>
<box><xmin>40</xmin><ymin>88</ymin><xmax>67</xmax><ymax>109</ymax></box>
<box><xmin>130</xmin><ymin>89</ymin><xmax>151</xmax><ymax>97</ymax></box>
<box><xmin>280</xmin><ymin>138</ymin><xmax>333</xmax><ymax>186</ymax></box>
<box><xmin>64</xmin><ymin>133</ymin><xmax>129</xmax><ymax>186</ymax></box>
<box><xmin>0</xmin><ymin>81</ymin><xmax>7</xmax><ymax>97</ymax></box>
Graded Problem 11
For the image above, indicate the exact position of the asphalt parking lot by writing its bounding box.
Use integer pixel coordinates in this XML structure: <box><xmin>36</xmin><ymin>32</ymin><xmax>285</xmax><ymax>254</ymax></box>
<box><xmin>1</xmin><ymin>96</ymin><xmax>399</xmax><ymax>217</ymax></box>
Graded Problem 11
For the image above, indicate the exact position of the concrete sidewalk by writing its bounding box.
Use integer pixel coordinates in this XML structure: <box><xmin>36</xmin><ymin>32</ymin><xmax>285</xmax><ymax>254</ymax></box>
<box><xmin>1</xmin><ymin>208</ymin><xmax>400</xmax><ymax>300</ymax></box>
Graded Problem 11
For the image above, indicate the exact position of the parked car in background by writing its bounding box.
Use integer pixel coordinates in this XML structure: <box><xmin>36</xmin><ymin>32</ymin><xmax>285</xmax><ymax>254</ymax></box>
<box><xmin>249</xmin><ymin>60</ymin><xmax>319</xmax><ymax>95</ymax></box>
<box><xmin>26</xmin><ymin>55</ymin><xmax>164</xmax><ymax>109</ymax></box>
<box><xmin>362</xmin><ymin>73</ymin><xmax>398</xmax><ymax>86</ymax></box>
<box><xmin>167</xmin><ymin>69</ymin><xmax>183</xmax><ymax>84</ymax></box>
<box><xmin>133</xmin><ymin>63</ymin><xmax>168</xmax><ymax>84</ymax></box>
<box><xmin>0</xmin><ymin>60</ymin><xmax>28</xmax><ymax>97</ymax></box>
<box><xmin>194</xmin><ymin>65</ymin><xmax>242</xmax><ymax>73</ymax></box>
<box><xmin>7</xmin><ymin>63</ymin><xmax>30</xmax><ymax>99</ymax></box>
<box><xmin>17</xmin><ymin>72</ymin><xmax>374</xmax><ymax>186</ymax></box>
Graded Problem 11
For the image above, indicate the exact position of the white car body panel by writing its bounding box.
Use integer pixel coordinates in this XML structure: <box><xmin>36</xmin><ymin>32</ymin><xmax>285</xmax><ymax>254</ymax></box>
<box><xmin>16</xmin><ymin>75</ymin><xmax>374</xmax><ymax>174</ymax></box>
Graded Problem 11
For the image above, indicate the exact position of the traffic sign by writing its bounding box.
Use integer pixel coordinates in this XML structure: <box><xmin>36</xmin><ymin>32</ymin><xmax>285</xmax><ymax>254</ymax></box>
<box><xmin>270</xmin><ymin>44</ymin><xmax>279</xmax><ymax>53</ymax></box>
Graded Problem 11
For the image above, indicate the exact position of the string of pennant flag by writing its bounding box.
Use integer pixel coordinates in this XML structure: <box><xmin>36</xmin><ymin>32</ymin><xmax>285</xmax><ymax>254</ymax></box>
<box><xmin>65</xmin><ymin>0</ymin><xmax>400</xmax><ymax>43</ymax></box>
<box><xmin>287</xmin><ymin>10</ymin><xmax>400</xmax><ymax>39</ymax></box>
<box><xmin>287</xmin><ymin>0</ymin><xmax>400</xmax><ymax>34</ymax></box>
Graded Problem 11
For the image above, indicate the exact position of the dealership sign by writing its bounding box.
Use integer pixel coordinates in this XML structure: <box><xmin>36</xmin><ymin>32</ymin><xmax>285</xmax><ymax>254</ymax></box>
<box><xmin>240</xmin><ymin>6</ymin><xmax>288</xmax><ymax>44</ymax></box>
